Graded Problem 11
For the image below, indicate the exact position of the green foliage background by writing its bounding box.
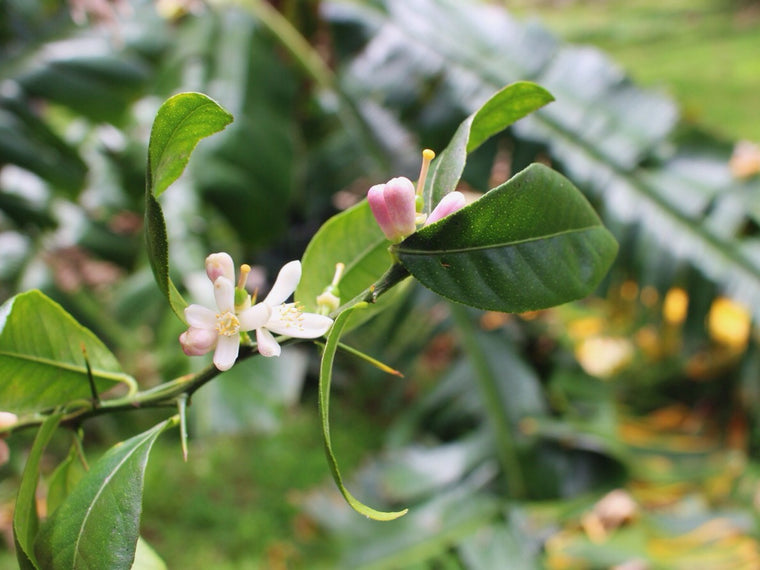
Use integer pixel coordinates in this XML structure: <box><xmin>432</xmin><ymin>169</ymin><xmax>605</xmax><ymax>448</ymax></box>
<box><xmin>1</xmin><ymin>0</ymin><xmax>759</xmax><ymax>568</ymax></box>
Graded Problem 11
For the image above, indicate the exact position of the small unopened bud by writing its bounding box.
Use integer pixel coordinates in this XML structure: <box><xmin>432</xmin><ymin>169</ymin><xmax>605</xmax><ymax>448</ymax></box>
<box><xmin>0</xmin><ymin>411</ymin><xmax>18</xmax><ymax>431</ymax></box>
<box><xmin>179</xmin><ymin>327</ymin><xmax>217</xmax><ymax>356</ymax></box>
<box><xmin>426</xmin><ymin>191</ymin><xmax>466</xmax><ymax>225</ymax></box>
<box><xmin>205</xmin><ymin>252</ymin><xmax>235</xmax><ymax>283</ymax></box>
<box><xmin>368</xmin><ymin>177</ymin><xmax>417</xmax><ymax>242</ymax></box>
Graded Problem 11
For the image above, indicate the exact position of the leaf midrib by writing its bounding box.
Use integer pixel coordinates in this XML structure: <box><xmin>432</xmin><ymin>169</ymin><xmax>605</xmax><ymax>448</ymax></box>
<box><xmin>397</xmin><ymin>224</ymin><xmax>602</xmax><ymax>256</ymax></box>
<box><xmin>0</xmin><ymin>350</ymin><xmax>132</xmax><ymax>384</ymax></box>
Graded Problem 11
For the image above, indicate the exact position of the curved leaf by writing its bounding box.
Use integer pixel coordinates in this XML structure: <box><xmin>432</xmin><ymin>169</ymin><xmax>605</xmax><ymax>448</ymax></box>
<box><xmin>425</xmin><ymin>81</ymin><xmax>554</xmax><ymax>211</ymax></box>
<box><xmin>319</xmin><ymin>303</ymin><xmax>408</xmax><ymax>521</ymax></box>
<box><xmin>0</xmin><ymin>291</ymin><xmax>135</xmax><ymax>415</ymax></box>
<box><xmin>34</xmin><ymin>417</ymin><xmax>178</xmax><ymax>570</ymax></box>
<box><xmin>396</xmin><ymin>164</ymin><xmax>618</xmax><ymax>312</ymax></box>
<box><xmin>14</xmin><ymin>413</ymin><xmax>62</xmax><ymax>570</ymax></box>
<box><xmin>145</xmin><ymin>92</ymin><xmax>233</xmax><ymax>321</ymax></box>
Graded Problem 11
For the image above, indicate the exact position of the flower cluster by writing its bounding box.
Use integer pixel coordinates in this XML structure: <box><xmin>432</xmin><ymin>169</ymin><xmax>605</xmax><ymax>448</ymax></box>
<box><xmin>180</xmin><ymin>253</ymin><xmax>333</xmax><ymax>371</ymax></box>
<box><xmin>367</xmin><ymin>149</ymin><xmax>466</xmax><ymax>243</ymax></box>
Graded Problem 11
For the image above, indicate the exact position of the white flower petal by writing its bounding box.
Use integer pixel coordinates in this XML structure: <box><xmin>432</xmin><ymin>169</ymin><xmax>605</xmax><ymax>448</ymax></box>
<box><xmin>185</xmin><ymin>304</ymin><xmax>217</xmax><ymax>329</ymax></box>
<box><xmin>264</xmin><ymin>260</ymin><xmax>301</xmax><ymax>306</ymax></box>
<box><xmin>267</xmin><ymin>310</ymin><xmax>333</xmax><ymax>339</ymax></box>
<box><xmin>213</xmin><ymin>276</ymin><xmax>235</xmax><ymax>313</ymax></box>
<box><xmin>213</xmin><ymin>334</ymin><xmax>240</xmax><ymax>371</ymax></box>
<box><xmin>256</xmin><ymin>327</ymin><xmax>281</xmax><ymax>357</ymax></box>
<box><xmin>238</xmin><ymin>303</ymin><xmax>271</xmax><ymax>331</ymax></box>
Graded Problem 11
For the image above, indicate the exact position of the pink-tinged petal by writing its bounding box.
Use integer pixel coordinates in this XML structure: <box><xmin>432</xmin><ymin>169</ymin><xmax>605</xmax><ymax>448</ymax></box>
<box><xmin>185</xmin><ymin>304</ymin><xmax>217</xmax><ymax>329</ymax></box>
<box><xmin>237</xmin><ymin>302</ymin><xmax>271</xmax><ymax>331</ymax></box>
<box><xmin>0</xmin><ymin>411</ymin><xmax>19</xmax><ymax>429</ymax></box>
<box><xmin>179</xmin><ymin>327</ymin><xmax>217</xmax><ymax>356</ymax></box>
<box><xmin>256</xmin><ymin>327</ymin><xmax>281</xmax><ymax>357</ymax></box>
<box><xmin>267</xmin><ymin>309</ymin><xmax>333</xmax><ymax>338</ymax></box>
<box><xmin>368</xmin><ymin>183</ymin><xmax>395</xmax><ymax>240</ymax></box>
<box><xmin>383</xmin><ymin>177</ymin><xmax>416</xmax><ymax>240</ymax></box>
<box><xmin>264</xmin><ymin>260</ymin><xmax>301</xmax><ymax>306</ymax></box>
<box><xmin>205</xmin><ymin>252</ymin><xmax>235</xmax><ymax>283</ymax></box>
<box><xmin>426</xmin><ymin>191</ymin><xmax>466</xmax><ymax>225</ymax></box>
<box><xmin>213</xmin><ymin>334</ymin><xmax>240</xmax><ymax>371</ymax></box>
<box><xmin>0</xmin><ymin>440</ymin><xmax>8</xmax><ymax>466</ymax></box>
<box><xmin>213</xmin><ymin>276</ymin><xmax>235</xmax><ymax>313</ymax></box>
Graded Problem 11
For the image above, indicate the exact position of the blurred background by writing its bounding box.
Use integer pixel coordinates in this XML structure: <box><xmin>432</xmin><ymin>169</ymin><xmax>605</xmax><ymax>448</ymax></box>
<box><xmin>1</xmin><ymin>0</ymin><xmax>760</xmax><ymax>568</ymax></box>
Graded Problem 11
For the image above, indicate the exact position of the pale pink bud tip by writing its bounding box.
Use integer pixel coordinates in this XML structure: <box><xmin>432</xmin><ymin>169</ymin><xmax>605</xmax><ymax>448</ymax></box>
<box><xmin>368</xmin><ymin>176</ymin><xmax>417</xmax><ymax>242</ymax></box>
<box><xmin>205</xmin><ymin>252</ymin><xmax>235</xmax><ymax>283</ymax></box>
<box><xmin>0</xmin><ymin>411</ymin><xmax>18</xmax><ymax>430</ymax></box>
<box><xmin>426</xmin><ymin>191</ymin><xmax>466</xmax><ymax>225</ymax></box>
<box><xmin>179</xmin><ymin>327</ymin><xmax>217</xmax><ymax>356</ymax></box>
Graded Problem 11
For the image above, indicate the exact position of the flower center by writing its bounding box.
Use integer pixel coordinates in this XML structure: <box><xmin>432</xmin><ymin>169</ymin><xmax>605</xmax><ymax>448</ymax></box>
<box><xmin>216</xmin><ymin>311</ymin><xmax>240</xmax><ymax>336</ymax></box>
<box><xmin>277</xmin><ymin>302</ymin><xmax>305</xmax><ymax>330</ymax></box>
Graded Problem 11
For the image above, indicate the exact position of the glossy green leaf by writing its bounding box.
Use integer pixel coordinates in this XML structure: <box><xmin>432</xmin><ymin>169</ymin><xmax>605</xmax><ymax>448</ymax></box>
<box><xmin>35</xmin><ymin>417</ymin><xmax>178</xmax><ymax>570</ymax></box>
<box><xmin>14</xmin><ymin>413</ymin><xmax>62</xmax><ymax>570</ymax></box>
<box><xmin>425</xmin><ymin>81</ymin><xmax>554</xmax><ymax>212</ymax></box>
<box><xmin>296</xmin><ymin>200</ymin><xmax>405</xmax><ymax>326</ymax></box>
<box><xmin>396</xmin><ymin>164</ymin><xmax>618</xmax><ymax>312</ymax></box>
<box><xmin>148</xmin><ymin>92</ymin><xmax>233</xmax><ymax>198</ymax></box>
<box><xmin>319</xmin><ymin>303</ymin><xmax>407</xmax><ymax>521</ymax></box>
<box><xmin>144</xmin><ymin>92</ymin><xmax>233</xmax><ymax>321</ymax></box>
<box><xmin>0</xmin><ymin>290</ymin><xmax>135</xmax><ymax>415</ymax></box>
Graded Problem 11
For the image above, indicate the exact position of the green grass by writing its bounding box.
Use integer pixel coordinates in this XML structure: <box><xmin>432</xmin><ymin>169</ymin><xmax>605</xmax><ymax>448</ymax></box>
<box><xmin>139</xmin><ymin>399</ymin><xmax>385</xmax><ymax>569</ymax></box>
<box><xmin>512</xmin><ymin>0</ymin><xmax>760</xmax><ymax>141</ymax></box>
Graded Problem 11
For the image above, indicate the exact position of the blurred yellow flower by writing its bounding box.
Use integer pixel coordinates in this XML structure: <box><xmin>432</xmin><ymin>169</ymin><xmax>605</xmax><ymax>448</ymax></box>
<box><xmin>708</xmin><ymin>297</ymin><xmax>751</xmax><ymax>350</ymax></box>
<box><xmin>663</xmin><ymin>287</ymin><xmax>689</xmax><ymax>325</ymax></box>
<box><xmin>575</xmin><ymin>336</ymin><xmax>634</xmax><ymax>378</ymax></box>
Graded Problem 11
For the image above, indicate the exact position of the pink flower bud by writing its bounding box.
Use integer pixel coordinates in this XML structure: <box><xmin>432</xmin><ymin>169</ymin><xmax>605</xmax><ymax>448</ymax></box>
<box><xmin>426</xmin><ymin>191</ymin><xmax>466</xmax><ymax>225</ymax></box>
<box><xmin>368</xmin><ymin>177</ymin><xmax>417</xmax><ymax>242</ymax></box>
<box><xmin>205</xmin><ymin>252</ymin><xmax>235</xmax><ymax>283</ymax></box>
<box><xmin>179</xmin><ymin>326</ymin><xmax>218</xmax><ymax>356</ymax></box>
<box><xmin>0</xmin><ymin>411</ymin><xmax>18</xmax><ymax>430</ymax></box>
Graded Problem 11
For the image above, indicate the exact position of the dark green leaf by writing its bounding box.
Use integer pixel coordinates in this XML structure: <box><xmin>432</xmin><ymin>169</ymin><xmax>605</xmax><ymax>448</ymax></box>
<box><xmin>319</xmin><ymin>303</ymin><xmax>407</xmax><ymax>521</ymax></box>
<box><xmin>144</xmin><ymin>92</ymin><xmax>233</xmax><ymax>321</ymax></box>
<box><xmin>425</xmin><ymin>82</ymin><xmax>554</xmax><ymax>211</ymax></box>
<box><xmin>14</xmin><ymin>413</ymin><xmax>62</xmax><ymax>570</ymax></box>
<box><xmin>396</xmin><ymin>164</ymin><xmax>618</xmax><ymax>312</ymax></box>
<box><xmin>0</xmin><ymin>291</ymin><xmax>135</xmax><ymax>414</ymax></box>
<box><xmin>35</xmin><ymin>418</ymin><xmax>178</xmax><ymax>570</ymax></box>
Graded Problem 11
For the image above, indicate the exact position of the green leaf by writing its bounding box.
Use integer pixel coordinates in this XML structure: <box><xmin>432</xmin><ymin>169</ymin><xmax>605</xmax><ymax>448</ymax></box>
<box><xmin>319</xmin><ymin>303</ymin><xmax>407</xmax><ymax>521</ymax></box>
<box><xmin>131</xmin><ymin>537</ymin><xmax>167</xmax><ymax>570</ymax></box>
<box><xmin>396</xmin><ymin>164</ymin><xmax>618</xmax><ymax>313</ymax></box>
<box><xmin>34</xmin><ymin>417</ymin><xmax>178</xmax><ymax>570</ymax></box>
<box><xmin>148</xmin><ymin>92</ymin><xmax>233</xmax><ymax>198</ymax></box>
<box><xmin>144</xmin><ymin>92</ymin><xmax>233</xmax><ymax>321</ymax></box>
<box><xmin>0</xmin><ymin>291</ymin><xmax>136</xmax><ymax>415</ymax></box>
<box><xmin>422</xmin><ymin>81</ymin><xmax>554</xmax><ymax>212</ymax></box>
<box><xmin>296</xmin><ymin>200</ymin><xmax>405</xmax><ymax>327</ymax></box>
<box><xmin>14</xmin><ymin>413</ymin><xmax>63</xmax><ymax>570</ymax></box>
<box><xmin>46</xmin><ymin>437</ymin><xmax>87</xmax><ymax>515</ymax></box>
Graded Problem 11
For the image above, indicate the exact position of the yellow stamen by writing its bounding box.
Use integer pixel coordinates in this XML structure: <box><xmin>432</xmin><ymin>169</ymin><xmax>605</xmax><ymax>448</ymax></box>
<box><xmin>416</xmin><ymin>148</ymin><xmax>435</xmax><ymax>196</ymax></box>
<box><xmin>237</xmin><ymin>264</ymin><xmax>251</xmax><ymax>289</ymax></box>
<box><xmin>277</xmin><ymin>302</ymin><xmax>306</xmax><ymax>331</ymax></box>
<box><xmin>215</xmin><ymin>311</ymin><xmax>241</xmax><ymax>336</ymax></box>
